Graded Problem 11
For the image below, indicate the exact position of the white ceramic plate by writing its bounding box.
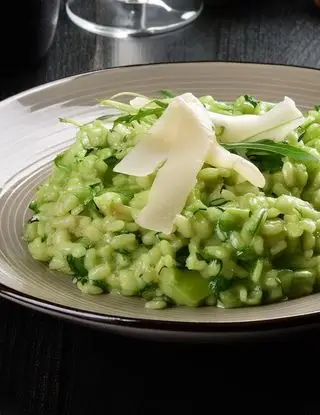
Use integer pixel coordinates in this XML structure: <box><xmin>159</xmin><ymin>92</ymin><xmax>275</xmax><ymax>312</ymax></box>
<box><xmin>2</xmin><ymin>62</ymin><xmax>320</xmax><ymax>342</ymax></box>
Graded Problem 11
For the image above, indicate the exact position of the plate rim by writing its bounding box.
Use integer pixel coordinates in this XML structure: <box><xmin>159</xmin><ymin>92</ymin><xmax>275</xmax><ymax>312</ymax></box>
<box><xmin>2</xmin><ymin>60</ymin><xmax>320</xmax><ymax>333</ymax></box>
<box><xmin>2</xmin><ymin>282</ymin><xmax>320</xmax><ymax>332</ymax></box>
<box><xmin>2</xmin><ymin>59</ymin><xmax>320</xmax><ymax>109</ymax></box>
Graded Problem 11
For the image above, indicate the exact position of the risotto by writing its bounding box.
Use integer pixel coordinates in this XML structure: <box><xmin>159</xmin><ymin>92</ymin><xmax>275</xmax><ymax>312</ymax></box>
<box><xmin>23</xmin><ymin>90</ymin><xmax>320</xmax><ymax>310</ymax></box>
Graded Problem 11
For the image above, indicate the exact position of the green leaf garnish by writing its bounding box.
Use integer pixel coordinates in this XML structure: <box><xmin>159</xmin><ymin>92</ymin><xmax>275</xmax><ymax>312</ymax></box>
<box><xmin>92</xmin><ymin>280</ymin><xmax>109</xmax><ymax>293</ymax></box>
<box><xmin>29</xmin><ymin>201</ymin><xmax>40</xmax><ymax>214</ymax></box>
<box><xmin>315</xmin><ymin>105</ymin><xmax>320</xmax><ymax>112</ymax></box>
<box><xmin>152</xmin><ymin>100</ymin><xmax>169</xmax><ymax>109</ymax></box>
<box><xmin>159</xmin><ymin>89</ymin><xmax>175</xmax><ymax>98</ymax></box>
<box><xmin>141</xmin><ymin>283</ymin><xmax>158</xmax><ymax>300</ymax></box>
<box><xmin>246</xmin><ymin>152</ymin><xmax>283</xmax><ymax>172</ymax></box>
<box><xmin>113</xmin><ymin>107</ymin><xmax>165</xmax><ymax>126</ymax></box>
<box><xmin>223</xmin><ymin>140</ymin><xmax>319</xmax><ymax>163</ymax></box>
<box><xmin>209</xmin><ymin>276</ymin><xmax>232</xmax><ymax>296</ymax></box>
<box><xmin>54</xmin><ymin>153</ymin><xmax>71</xmax><ymax>171</ymax></box>
<box><xmin>104</xmin><ymin>156</ymin><xmax>118</xmax><ymax>168</ymax></box>
<box><xmin>67</xmin><ymin>255</ymin><xmax>88</xmax><ymax>282</ymax></box>
<box><xmin>244</xmin><ymin>95</ymin><xmax>259</xmax><ymax>108</ymax></box>
<box><xmin>251</xmin><ymin>208</ymin><xmax>268</xmax><ymax>238</ymax></box>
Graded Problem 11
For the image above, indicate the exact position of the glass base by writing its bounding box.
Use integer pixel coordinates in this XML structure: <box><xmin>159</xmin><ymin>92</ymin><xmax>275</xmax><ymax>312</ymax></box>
<box><xmin>66</xmin><ymin>0</ymin><xmax>204</xmax><ymax>38</ymax></box>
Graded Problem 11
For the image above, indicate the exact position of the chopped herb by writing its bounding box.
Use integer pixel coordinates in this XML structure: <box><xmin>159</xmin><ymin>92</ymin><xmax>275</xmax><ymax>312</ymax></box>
<box><xmin>85</xmin><ymin>149</ymin><xmax>95</xmax><ymax>156</ymax></box>
<box><xmin>28</xmin><ymin>216</ymin><xmax>39</xmax><ymax>224</ymax></box>
<box><xmin>175</xmin><ymin>246</ymin><xmax>190</xmax><ymax>269</ymax></box>
<box><xmin>252</xmin><ymin>208</ymin><xmax>268</xmax><ymax>237</ymax></box>
<box><xmin>88</xmin><ymin>180</ymin><xmax>101</xmax><ymax>188</ymax></box>
<box><xmin>104</xmin><ymin>156</ymin><xmax>118</xmax><ymax>168</ymax></box>
<box><xmin>29</xmin><ymin>201</ymin><xmax>40</xmax><ymax>214</ymax></box>
<box><xmin>103</xmin><ymin>156</ymin><xmax>119</xmax><ymax>185</ymax></box>
<box><xmin>155</xmin><ymin>232</ymin><xmax>166</xmax><ymax>241</ymax></box>
<box><xmin>89</xmin><ymin>183</ymin><xmax>103</xmax><ymax>198</ymax></box>
<box><xmin>209</xmin><ymin>276</ymin><xmax>232</xmax><ymax>296</ymax></box>
<box><xmin>193</xmin><ymin>208</ymin><xmax>207</xmax><ymax>215</ymax></box>
<box><xmin>54</xmin><ymin>153</ymin><xmax>71</xmax><ymax>171</ymax></box>
<box><xmin>84</xmin><ymin>198</ymin><xmax>100</xmax><ymax>212</ymax></box>
<box><xmin>159</xmin><ymin>265</ymin><xmax>168</xmax><ymax>274</ymax></box>
<box><xmin>92</xmin><ymin>280</ymin><xmax>109</xmax><ymax>293</ymax></box>
<box><xmin>162</xmin><ymin>295</ymin><xmax>174</xmax><ymax>305</ymax></box>
<box><xmin>196</xmin><ymin>252</ymin><xmax>210</xmax><ymax>262</ymax></box>
<box><xmin>236</xmin><ymin>248</ymin><xmax>258</xmax><ymax>262</ymax></box>
<box><xmin>119</xmin><ymin>230</ymin><xmax>130</xmax><ymax>235</ymax></box>
<box><xmin>66</xmin><ymin>255</ymin><xmax>88</xmax><ymax>283</ymax></box>
<box><xmin>209</xmin><ymin>198</ymin><xmax>228</xmax><ymax>207</ymax></box>
<box><xmin>141</xmin><ymin>283</ymin><xmax>158</xmax><ymax>300</ymax></box>
<box><xmin>158</xmin><ymin>89</ymin><xmax>175</xmax><ymax>98</ymax></box>
<box><xmin>216</xmin><ymin>221</ymin><xmax>228</xmax><ymax>242</ymax></box>
<box><xmin>135</xmin><ymin>232</ymin><xmax>143</xmax><ymax>244</ymax></box>
<box><xmin>244</xmin><ymin>94</ymin><xmax>259</xmax><ymax>108</ymax></box>
<box><xmin>116</xmin><ymin>248</ymin><xmax>130</xmax><ymax>255</ymax></box>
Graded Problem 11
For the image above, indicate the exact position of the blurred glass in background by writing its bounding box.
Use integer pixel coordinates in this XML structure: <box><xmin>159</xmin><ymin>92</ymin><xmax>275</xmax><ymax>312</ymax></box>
<box><xmin>66</xmin><ymin>0</ymin><xmax>203</xmax><ymax>38</ymax></box>
<box><xmin>1</xmin><ymin>0</ymin><xmax>61</xmax><ymax>72</ymax></box>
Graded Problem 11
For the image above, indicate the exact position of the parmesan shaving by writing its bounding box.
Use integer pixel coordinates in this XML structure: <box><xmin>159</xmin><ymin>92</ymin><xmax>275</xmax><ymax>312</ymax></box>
<box><xmin>114</xmin><ymin>92</ymin><xmax>274</xmax><ymax>233</ymax></box>
<box><xmin>136</xmin><ymin>94</ymin><xmax>212</xmax><ymax>234</ymax></box>
<box><xmin>206</xmin><ymin>141</ymin><xmax>266</xmax><ymax>188</ymax></box>
<box><xmin>209</xmin><ymin>96</ymin><xmax>304</xmax><ymax>143</ymax></box>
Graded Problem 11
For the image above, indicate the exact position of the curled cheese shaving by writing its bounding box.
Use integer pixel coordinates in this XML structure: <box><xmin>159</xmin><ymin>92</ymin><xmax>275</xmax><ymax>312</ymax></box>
<box><xmin>115</xmin><ymin>93</ymin><xmax>266</xmax><ymax>233</ymax></box>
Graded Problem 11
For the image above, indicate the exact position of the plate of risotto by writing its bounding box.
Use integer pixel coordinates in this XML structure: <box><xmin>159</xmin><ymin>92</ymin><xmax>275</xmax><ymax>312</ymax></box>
<box><xmin>2</xmin><ymin>62</ymin><xmax>320</xmax><ymax>341</ymax></box>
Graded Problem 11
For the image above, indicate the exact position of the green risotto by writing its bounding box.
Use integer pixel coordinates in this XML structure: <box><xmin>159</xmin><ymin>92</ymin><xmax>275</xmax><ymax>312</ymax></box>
<box><xmin>23</xmin><ymin>92</ymin><xmax>320</xmax><ymax>310</ymax></box>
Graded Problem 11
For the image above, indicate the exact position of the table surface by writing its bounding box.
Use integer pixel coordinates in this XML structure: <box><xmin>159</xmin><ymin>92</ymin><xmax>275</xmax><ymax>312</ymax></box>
<box><xmin>2</xmin><ymin>0</ymin><xmax>320</xmax><ymax>413</ymax></box>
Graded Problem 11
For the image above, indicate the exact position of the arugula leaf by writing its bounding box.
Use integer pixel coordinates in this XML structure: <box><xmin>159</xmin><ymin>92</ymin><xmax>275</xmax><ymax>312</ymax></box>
<box><xmin>223</xmin><ymin>140</ymin><xmax>319</xmax><ymax>163</ymax></box>
<box><xmin>67</xmin><ymin>255</ymin><xmax>88</xmax><ymax>282</ymax></box>
<box><xmin>158</xmin><ymin>89</ymin><xmax>175</xmax><ymax>98</ymax></box>
<box><xmin>209</xmin><ymin>276</ymin><xmax>232</xmax><ymax>297</ymax></box>
<box><xmin>113</xmin><ymin>107</ymin><xmax>164</xmax><ymax>126</ymax></box>
<box><xmin>152</xmin><ymin>100</ymin><xmax>169</xmax><ymax>109</ymax></box>
<box><xmin>245</xmin><ymin>152</ymin><xmax>283</xmax><ymax>172</ymax></box>
<box><xmin>244</xmin><ymin>95</ymin><xmax>259</xmax><ymax>108</ymax></box>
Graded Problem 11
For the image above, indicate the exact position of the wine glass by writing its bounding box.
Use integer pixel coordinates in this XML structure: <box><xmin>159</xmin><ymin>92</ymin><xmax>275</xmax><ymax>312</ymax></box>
<box><xmin>66</xmin><ymin>0</ymin><xmax>204</xmax><ymax>39</ymax></box>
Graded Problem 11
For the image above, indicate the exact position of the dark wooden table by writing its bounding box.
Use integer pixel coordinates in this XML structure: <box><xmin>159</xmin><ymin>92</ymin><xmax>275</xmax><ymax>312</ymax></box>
<box><xmin>2</xmin><ymin>0</ymin><xmax>320</xmax><ymax>413</ymax></box>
